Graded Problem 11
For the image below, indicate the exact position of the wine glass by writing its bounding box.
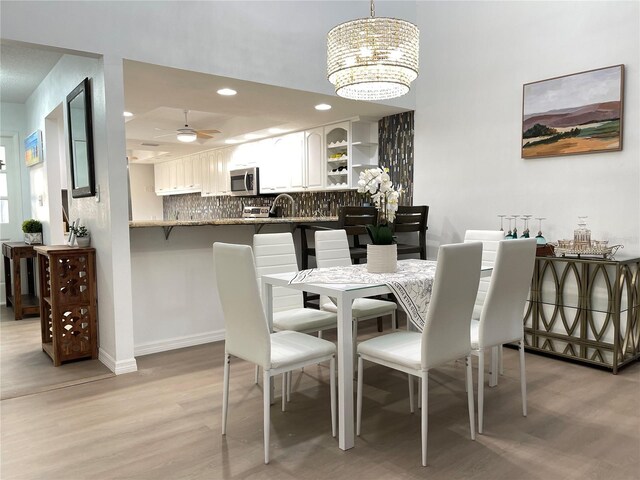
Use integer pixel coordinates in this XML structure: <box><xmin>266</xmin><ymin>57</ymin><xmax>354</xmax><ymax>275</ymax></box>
<box><xmin>498</xmin><ymin>215</ymin><xmax>506</xmax><ymax>232</ymax></box>
<box><xmin>511</xmin><ymin>215</ymin><xmax>520</xmax><ymax>239</ymax></box>
<box><xmin>506</xmin><ymin>216</ymin><xmax>514</xmax><ymax>239</ymax></box>
<box><xmin>521</xmin><ymin>215</ymin><xmax>532</xmax><ymax>237</ymax></box>
<box><xmin>535</xmin><ymin>217</ymin><xmax>546</xmax><ymax>245</ymax></box>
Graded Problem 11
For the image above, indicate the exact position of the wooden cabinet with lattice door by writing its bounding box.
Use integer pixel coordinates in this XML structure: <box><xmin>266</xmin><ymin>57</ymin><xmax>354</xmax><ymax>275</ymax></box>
<box><xmin>34</xmin><ymin>245</ymin><xmax>98</xmax><ymax>366</ymax></box>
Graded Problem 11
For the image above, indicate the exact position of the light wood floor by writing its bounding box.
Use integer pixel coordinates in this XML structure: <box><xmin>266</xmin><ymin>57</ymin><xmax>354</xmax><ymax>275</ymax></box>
<box><xmin>0</xmin><ymin>305</ymin><xmax>114</xmax><ymax>400</ymax></box>
<box><xmin>1</xmin><ymin>320</ymin><xmax>639</xmax><ymax>480</ymax></box>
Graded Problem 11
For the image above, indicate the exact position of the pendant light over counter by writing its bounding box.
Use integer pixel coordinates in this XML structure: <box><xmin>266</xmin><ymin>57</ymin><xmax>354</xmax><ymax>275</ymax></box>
<box><xmin>327</xmin><ymin>0</ymin><xmax>419</xmax><ymax>101</ymax></box>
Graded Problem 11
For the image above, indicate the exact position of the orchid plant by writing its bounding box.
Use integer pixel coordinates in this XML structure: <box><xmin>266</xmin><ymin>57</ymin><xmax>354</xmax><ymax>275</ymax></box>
<box><xmin>357</xmin><ymin>167</ymin><xmax>401</xmax><ymax>245</ymax></box>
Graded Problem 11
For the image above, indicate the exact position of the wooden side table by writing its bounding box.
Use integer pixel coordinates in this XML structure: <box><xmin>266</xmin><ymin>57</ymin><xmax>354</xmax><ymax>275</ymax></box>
<box><xmin>2</xmin><ymin>242</ymin><xmax>40</xmax><ymax>319</ymax></box>
<box><xmin>34</xmin><ymin>245</ymin><xmax>98</xmax><ymax>366</ymax></box>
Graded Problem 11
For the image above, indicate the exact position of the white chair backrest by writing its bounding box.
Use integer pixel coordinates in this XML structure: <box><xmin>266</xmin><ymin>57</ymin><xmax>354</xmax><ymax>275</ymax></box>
<box><xmin>315</xmin><ymin>229</ymin><xmax>352</xmax><ymax>268</ymax></box>
<box><xmin>422</xmin><ymin>242</ymin><xmax>482</xmax><ymax>369</ymax></box>
<box><xmin>479</xmin><ymin>238</ymin><xmax>537</xmax><ymax>347</ymax></box>
<box><xmin>253</xmin><ymin>232</ymin><xmax>303</xmax><ymax>313</ymax></box>
<box><xmin>464</xmin><ymin>230</ymin><xmax>505</xmax><ymax>319</ymax></box>
<box><xmin>213</xmin><ymin>243</ymin><xmax>270</xmax><ymax>368</ymax></box>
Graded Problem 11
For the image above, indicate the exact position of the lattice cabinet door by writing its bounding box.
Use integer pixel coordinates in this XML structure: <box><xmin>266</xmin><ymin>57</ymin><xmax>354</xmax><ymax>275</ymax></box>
<box><xmin>35</xmin><ymin>245</ymin><xmax>98</xmax><ymax>366</ymax></box>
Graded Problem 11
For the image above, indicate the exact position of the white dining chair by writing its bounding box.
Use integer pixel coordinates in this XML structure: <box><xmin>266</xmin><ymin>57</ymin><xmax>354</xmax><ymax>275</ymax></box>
<box><xmin>356</xmin><ymin>242</ymin><xmax>482</xmax><ymax>467</ymax></box>
<box><xmin>464</xmin><ymin>230</ymin><xmax>506</xmax><ymax>379</ymax></box>
<box><xmin>470</xmin><ymin>237</ymin><xmax>536</xmax><ymax>434</ymax></box>
<box><xmin>315</xmin><ymin>229</ymin><xmax>398</xmax><ymax>339</ymax></box>
<box><xmin>214</xmin><ymin>242</ymin><xmax>337</xmax><ymax>464</ymax></box>
<box><xmin>253</xmin><ymin>232</ymin><xmax>338</xmax><ymax>395</ymax></box>
<box><xmin>253</xmin><ymin>232</ymin><xmax>338</xmax><ymax>335</ymax></box>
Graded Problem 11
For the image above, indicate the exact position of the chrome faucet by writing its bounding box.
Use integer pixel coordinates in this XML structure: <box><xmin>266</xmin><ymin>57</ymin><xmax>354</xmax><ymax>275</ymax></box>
<box><xmin>270</xmin><ymin>193</ymin><xmax>297</xmax><ymax>218</ymax></box>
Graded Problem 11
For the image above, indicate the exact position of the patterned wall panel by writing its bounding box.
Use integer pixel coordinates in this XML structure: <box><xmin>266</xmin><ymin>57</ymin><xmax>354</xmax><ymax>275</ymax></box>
<box><xmin>378</xmin><ymin>111</ymin><xmax>414</xmax><ymax>206</ymax></box>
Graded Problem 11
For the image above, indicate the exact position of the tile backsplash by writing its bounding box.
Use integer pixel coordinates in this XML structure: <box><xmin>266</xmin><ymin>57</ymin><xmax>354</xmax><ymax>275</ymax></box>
<box><xmin>164</xmin><ymin>190</ymin><xmax>366</xmax><ymax>220</ymax></box>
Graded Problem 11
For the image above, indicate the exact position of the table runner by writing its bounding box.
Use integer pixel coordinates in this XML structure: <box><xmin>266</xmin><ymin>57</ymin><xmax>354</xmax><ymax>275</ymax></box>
<box><xmin>289</xmin><ymin>259</ymin><xmax>437</xmax><ymax>330</ymax></box>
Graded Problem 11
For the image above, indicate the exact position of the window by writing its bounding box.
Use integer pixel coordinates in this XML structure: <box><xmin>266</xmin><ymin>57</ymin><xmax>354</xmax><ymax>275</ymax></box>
<box><xmin>0</xmin><ymin>146</ymin><xmax>8</xmax><ymax>223</ymax></box>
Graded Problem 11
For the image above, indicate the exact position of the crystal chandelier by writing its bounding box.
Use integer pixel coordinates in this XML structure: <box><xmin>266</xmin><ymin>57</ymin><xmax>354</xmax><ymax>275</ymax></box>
<box><xmin>327</xmin><ymin>0</ymin><xmax>419</xmax><ymax>101</ymax></box>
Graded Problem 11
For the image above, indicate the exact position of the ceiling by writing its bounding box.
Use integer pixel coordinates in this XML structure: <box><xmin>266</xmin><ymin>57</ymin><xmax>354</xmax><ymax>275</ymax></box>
<box><xmin>123</xmin><ymin>60</ymin><xmax>409</xmax><ymax>164</ymax></box>
<box><xmin>0</xmin><ymin>43</ymin><xmax>410</xmax><ymax>163</ymax></box>
<box><xmin>0</xmin><ymin>42</ymin><xmax>63</xmax><ymax>103</ymax></box>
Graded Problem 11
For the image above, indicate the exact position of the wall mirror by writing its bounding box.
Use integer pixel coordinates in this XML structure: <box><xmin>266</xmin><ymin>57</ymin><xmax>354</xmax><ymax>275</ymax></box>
<box><xmin>67</xmin><ymin>77</ymin><xmax>95</xmax><ymax>198</ymax></box>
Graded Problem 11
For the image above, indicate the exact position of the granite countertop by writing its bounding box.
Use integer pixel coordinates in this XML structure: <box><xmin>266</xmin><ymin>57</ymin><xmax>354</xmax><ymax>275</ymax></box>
<box><xmin>129</xmin><ymin>216</ymin><xmax>338</xmax><ymax>227</ymax></box>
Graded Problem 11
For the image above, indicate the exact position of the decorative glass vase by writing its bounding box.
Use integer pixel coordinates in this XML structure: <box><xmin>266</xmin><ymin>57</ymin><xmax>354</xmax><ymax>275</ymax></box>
<box><xmin>367</xmin><ymin>244</ymin><xmax>397</xmax><ymax>273</ymax></box>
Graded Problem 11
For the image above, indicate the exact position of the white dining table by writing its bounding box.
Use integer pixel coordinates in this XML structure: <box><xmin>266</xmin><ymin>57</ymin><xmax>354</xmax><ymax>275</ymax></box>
<box><xmin>261</xmin><ymin>259</ymin><xmax>492</xmax><ymax>451</ymax></box>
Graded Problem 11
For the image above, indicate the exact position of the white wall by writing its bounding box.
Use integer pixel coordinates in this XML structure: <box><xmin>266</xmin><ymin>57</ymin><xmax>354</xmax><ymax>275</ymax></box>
<box><xmin>128</xmin><ymin>164</ymin><xmax>163</xmax><ymax>221</ymax></box>
<box><xmin>414</xmin><ymin>1</ymin><xmax>639</xmax><ymax>257</ymax></box>
<box><xmin>130</xmin><ymin>224</ymin><xmax>297</xmax><ymax>355</ymax></box>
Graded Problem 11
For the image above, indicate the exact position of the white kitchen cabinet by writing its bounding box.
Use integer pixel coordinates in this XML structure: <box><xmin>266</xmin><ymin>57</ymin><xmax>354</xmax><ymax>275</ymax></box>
<box><xmin>325</xmin><ymin>122</ymin><xmax>350</xmax><ymax>190</ymax></box>
<box><xmin>324</xmin><ymin>120</ymin><xmax>378</xmax><ymax>190</ymax></box>
<box><xmin>181</xmin><ymin>154</ymin><xmax>201</xmax><ymax>191</ymax></box>
<box><xmin>201</xmin><ymin>151</ymin><xmax>216</xmax><ymax>197</ymax></box>
<box><xmin>304</xmin><ymin>127</ymin><xmax>325</xmax><ymax>190</ymax></box>
<box><xmin>216</xmin><ymin>149</ymin><xmax>231</xmax><ymax>195</ymax></box>
<box><xmin>202</xmin><ymin>149</ymin><xmax>231</xmax><ymax>196</ymax></box>
<box><xmin>154</xmin><ymin>161</ymin><xmax>170</xmax><ymax>195</ymax></box>
<box><xmin>349</xmin><ymin>119</ymin><xmax>379</xmax><ymax>188</ymax></box>
<box><xmin>154</xmin><ymin>154</ymin><xmax>202</xmax><ymax>195</ymax></box>
<box><xmin>261</xmin><ymin>132</ymin><xmax>305</xmax><ymax>193</ymax></box>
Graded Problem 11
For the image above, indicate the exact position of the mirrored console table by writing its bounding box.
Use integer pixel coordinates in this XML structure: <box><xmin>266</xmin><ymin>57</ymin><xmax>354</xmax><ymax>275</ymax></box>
<box><xmin>524</xmin><ymin>255</ymin><xmax>639</xmax><ymax>373</ymax></box>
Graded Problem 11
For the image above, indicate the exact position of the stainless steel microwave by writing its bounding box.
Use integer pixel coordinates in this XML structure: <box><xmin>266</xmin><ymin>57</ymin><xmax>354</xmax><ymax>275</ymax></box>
<box><xmin>229</xmin><ymin>167</ymin><xmax>259</xmax><ymax>196</ymax></box>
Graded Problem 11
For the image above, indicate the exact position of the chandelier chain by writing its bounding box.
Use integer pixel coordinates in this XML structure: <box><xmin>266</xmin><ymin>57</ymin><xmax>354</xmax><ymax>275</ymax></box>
<box><xmin>370</xmin><ymin>0</ymin><xmax>375</xmax><ymax>18</ymax></box>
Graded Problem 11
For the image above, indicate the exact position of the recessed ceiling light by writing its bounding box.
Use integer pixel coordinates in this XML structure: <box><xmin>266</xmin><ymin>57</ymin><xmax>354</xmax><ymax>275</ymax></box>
<box><xmin>225</xmin><ymin>139</ymin><xmax>241</xmax><ymax>144</ymax></box>
<box><xmin>315</xmin><ymin>103</ymin><xmax>332</xmax><ymax>111</ymax></box>
<box><xmin>123</xmin><ymin>111</ymin><xmax>134</xmax><ymax>117</ymax></box>
<box><xmin>217</xmin><ymin>88</ymin><xmax>237</xmax><ymax>96</ymax></box>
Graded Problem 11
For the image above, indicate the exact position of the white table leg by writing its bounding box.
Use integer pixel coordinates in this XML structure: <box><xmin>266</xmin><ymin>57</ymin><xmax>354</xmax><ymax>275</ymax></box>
<box><xmin>337</xmin><ymin>291</ymin><xmax>355</xmax><ymax>450</ymax></box>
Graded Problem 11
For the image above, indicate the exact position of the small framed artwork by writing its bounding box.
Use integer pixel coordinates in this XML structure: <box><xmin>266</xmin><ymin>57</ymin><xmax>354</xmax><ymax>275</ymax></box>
<box><xmin>522</xmin><ymin>65</ymin><xmax>624</xmax><ymax>159</ymax></box>
<box><xmin>25</xmin><ymin>130</ymin><xmax>44</xmax><ymax>167</ymax></box>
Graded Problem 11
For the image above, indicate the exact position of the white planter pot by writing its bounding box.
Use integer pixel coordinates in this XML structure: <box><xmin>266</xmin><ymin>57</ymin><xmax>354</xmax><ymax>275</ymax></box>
<box><xmin>367</xmin><ymin>244</ymin><xmax>397</xmax><ymax>273</ymax></box>
<box><xmin>76</xmin><ymin>236</ymin><xmax>91</xmax><ymax>247</ymax></box>
<box><xmin>24</xmin><ymin>232</ymin><xmax>42</xmax><ymax>245</ymax></box>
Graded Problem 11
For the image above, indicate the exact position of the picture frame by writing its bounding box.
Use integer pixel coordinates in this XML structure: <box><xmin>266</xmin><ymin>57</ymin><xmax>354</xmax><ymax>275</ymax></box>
<box><xmin>24</xmin><ymin>130</ymin><xmax>43</xmax><ymax>167</ymax></box>
<box><xmin>66</xmin><ymin>77</ymin><xmax>96</xmax><ymax>198</ymax></box>
<box><xmin>522</xmin><ymin>65</ymin><xmax>624</xmax><ymax>159</ymax></box>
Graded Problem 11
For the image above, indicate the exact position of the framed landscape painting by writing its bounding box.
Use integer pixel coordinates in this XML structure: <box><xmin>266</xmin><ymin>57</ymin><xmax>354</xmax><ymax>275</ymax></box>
<box><xmin>25</xmin><ymin>130</ymin><xmax>43</xmax><ymax>167</ymax></box>
<box><xmin>522</xmin><ymin>65</ymin><xmax>624</xmax><ymax>159</ymax></box>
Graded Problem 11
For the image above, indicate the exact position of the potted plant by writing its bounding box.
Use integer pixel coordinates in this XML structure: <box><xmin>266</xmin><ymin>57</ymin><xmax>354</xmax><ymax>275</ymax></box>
<box><xmin>356</xmin><ymin>167</ymin><xmax>401</xmax><ymax>273</ymax></box>
<box><xmin>71</xmin><ymin>225</ymin><xmax>91</xmax><ymax>247</ymax></box>
<box><xmin>22</xmin><ymin>219</ymin><xmax>43</xmax><ymax>245</ymax></box>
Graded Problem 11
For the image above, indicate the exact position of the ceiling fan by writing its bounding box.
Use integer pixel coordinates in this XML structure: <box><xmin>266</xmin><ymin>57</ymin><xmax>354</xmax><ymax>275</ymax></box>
<box><xmin>154</xmin><ymin>110</ymin><xmax>220</xmax><ymax>143</ymax></box>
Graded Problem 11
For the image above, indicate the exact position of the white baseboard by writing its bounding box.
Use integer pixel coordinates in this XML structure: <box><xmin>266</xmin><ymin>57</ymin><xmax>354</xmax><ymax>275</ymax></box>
<box><xmin>98</xmin><ymin>349</ymin><xmax>138</xmax><ymax>375</ymax></box>
<box><xmin>134</xmin><ymin>330</ymin><xmax>225</xmax><ymax>357</ymax></box>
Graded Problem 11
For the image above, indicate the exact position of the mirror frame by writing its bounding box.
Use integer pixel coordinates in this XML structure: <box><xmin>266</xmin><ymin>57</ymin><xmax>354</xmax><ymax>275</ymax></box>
<box><xmin>66</xmin><ymin>77</ymin><xmax>96</xmax><ymax>198</ymax></box>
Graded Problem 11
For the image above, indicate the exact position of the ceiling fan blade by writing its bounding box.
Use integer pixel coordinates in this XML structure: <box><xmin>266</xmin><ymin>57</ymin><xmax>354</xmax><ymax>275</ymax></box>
<box><xmin>154</xmin><ymin>127</ymin><xmax>176</xmax><ymax>133</ymax></box>
<box><xmin>153</xmin><ymin>132</ymin><xmax>176</xmax><ymax>139</ymax></box>
<box><xmin>196</xmin><ymin>132</ymin><xmax>214</xmax><ymax>140</ymax></box>
<box><xmin>196</xmin><ymin>129</ymin><xmax>221</xmax><ymax>135</ymax></box>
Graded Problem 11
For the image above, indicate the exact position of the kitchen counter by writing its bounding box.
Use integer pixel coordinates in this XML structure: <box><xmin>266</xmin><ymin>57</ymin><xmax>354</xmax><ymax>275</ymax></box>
<box><xmin>129</xmin><ymin>216</ymin><xmax>338</xmax><ymax>227</ymax></box>
<box><xmin>129</xmin><ymin>216</ymin><xmax>338</xmax><ymax>239</ymax></box>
